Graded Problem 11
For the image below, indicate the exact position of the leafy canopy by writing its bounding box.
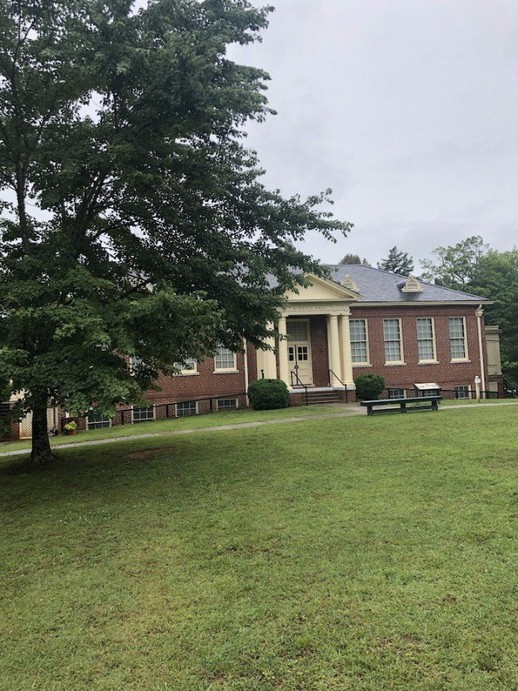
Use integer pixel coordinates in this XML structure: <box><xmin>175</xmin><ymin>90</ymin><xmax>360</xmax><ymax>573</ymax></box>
<box><xmin>470</xmin><ymin>249</ymin><xmax>518</xmax><ymax>383</ymax></box>
<box><xmin>419</xmin><ymin>236</ymin><xmax>518</xmax><ymax>382</ymax></box>
<box><xmin>420</xmin><ymin>236</ymin><xmax>489</xmax><ymax>289</ymax></box>
<box><xmin>377</xmin><ymin>246</ymin><xmax>414</xmax><ymax>276</ymax></box>
<box><xmin>0</xmin><ymin>0</ymin><xmax>351</xmax><ymax>455</ymax></box>
<box><xmin>339</xmin><ymin>253</ymin><xmax>370</xmax><ymax>266</ymax></box>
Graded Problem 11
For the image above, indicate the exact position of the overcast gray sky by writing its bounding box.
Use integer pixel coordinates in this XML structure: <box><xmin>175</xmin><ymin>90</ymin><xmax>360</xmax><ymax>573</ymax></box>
<box><xmin>230</xmin><ymin>0</ymin><xmax>518</xmax><ymax>268</ymax></box>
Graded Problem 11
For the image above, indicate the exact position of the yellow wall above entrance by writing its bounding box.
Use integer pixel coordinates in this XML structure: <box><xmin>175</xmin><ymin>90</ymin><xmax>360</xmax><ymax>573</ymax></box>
<box><xmin>283</xmin><ymin>273</ymin><xmax>360</xmax><ymax>306</ymax></box>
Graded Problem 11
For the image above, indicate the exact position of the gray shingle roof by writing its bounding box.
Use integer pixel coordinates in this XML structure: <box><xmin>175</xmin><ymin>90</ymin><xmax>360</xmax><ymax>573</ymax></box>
<box><xmin>325</xmin><ymin>265</ymin><xmax>488</xmax><ymax>303</ymax></box>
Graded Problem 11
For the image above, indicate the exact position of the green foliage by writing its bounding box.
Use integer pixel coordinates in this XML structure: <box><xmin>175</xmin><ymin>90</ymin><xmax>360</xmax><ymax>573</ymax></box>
<box><xmin>247</xmin><ymin>378</ymin><xmax>289</xmax><ymax>410</ymax></box>
<box><xmin>420</xmin><ymin>235</ymin><xmax>489</xmax><ymax>289</ymax></box>
<box><xmin>339</xmin><ymin>253</ymin><xmax>371</xmax><ymax>266</ymax></box>
<box><xmin>377</xmin><ymin>246</ymin><xmax>414</xmax><ymax>276</ymax></box>
<box><xmin>354</xmin><ymin>373</ymin><xmax>385</xmax><ymax>400</ymax></box>
<box><xmin>0</xmin><ymin>0</ymin><xmax>350</xmax><ymax>460</ymax></box>
<box><xmin>420</xmin><ymin>237</ymin><xmax>517</xmax><ymax>381</ymax></box>
<box><xmin>470</xmin><ymin>249</ymin><xmax>518</xmax><ymax>382</ymax></box>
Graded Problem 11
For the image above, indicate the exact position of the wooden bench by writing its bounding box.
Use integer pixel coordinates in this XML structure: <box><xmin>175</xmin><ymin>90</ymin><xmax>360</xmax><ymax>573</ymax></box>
<box><xmin>360</xmin><ymin>395</ymin><xmax>442</xmax><ymax>416</ymax></box>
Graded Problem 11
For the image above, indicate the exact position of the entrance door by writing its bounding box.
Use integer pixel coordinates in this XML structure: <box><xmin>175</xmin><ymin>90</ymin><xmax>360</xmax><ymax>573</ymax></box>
<box><xmin>287</xmin><ymin>320</ymin><xmax>313</xmax><ymax>385</ymax></box>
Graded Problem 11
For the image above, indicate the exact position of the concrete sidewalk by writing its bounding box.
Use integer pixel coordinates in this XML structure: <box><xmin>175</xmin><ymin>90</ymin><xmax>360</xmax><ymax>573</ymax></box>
<box><xmin>1</xmin><ymin>400</ymin><xmax>517</xmax><ymax>458</ymax></box>
<box><xmin>0</xmin><ymin>407</ymin><xmax>366</xmax><ymax>458</ymax></box>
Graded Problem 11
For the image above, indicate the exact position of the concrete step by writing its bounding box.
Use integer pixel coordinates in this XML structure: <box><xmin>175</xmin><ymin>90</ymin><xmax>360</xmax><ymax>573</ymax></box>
<box><xmin>306</xmin><ymin>390</ymin><xmax>344</xmax><ymax>404</ymax></box>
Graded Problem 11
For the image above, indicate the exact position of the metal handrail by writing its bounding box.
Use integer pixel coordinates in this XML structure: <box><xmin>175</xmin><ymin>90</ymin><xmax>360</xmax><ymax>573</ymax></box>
<box><xmin>328</xmin><ymin>369</ymin><xmax>349</xmax><ymax>403</ymax></box>
<box><xmin>503</xmin><ymin>375</ymin><xmax>518</xmax><ymax>397</ymax></box>
<box><xmin>290</xmin><ymin>370</ymin><xmax>309</xmax><ymax>405</ymax></box>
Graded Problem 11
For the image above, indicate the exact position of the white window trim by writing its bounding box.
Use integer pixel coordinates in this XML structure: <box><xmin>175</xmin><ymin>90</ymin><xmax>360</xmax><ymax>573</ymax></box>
<box><xmin>454</xmin><ymin>385</ymin><xmax>472</xmax><ymax>399</ymax></box>
<box><xmin>449</xmin><ymin>316</ymin><xmax>470</xmax><ymax>362</ymax></box>
<box><xmin>383</xmin><ymin>318</ymin><xmax>405</xmax><ymax>365</ymax></box>
<box><xmin>174</xmin><ymin>358</ymin><xmax>198</xmax><ymax>376</ymax></box>
<box><xmin>286</xmin><ymin>318</ymin><xmax>310</xmax><ymax>343</ymax></box>
<box><xmin>129</xmin><ymin>356</ymin><xmax>142</xmax><ymax>374</ymax></box>
<box><xmin>175</xmin><ymin>400</ymin><xmax>198</xmax><ymax>416</ymax></box>
<box><xmin>217</xmin><ymin>397</ymin><xmax>239</xmax><ymax>411</ymax></box>
<box><xmin>131</xmin><ymin>404</ymin><xmax>156</xmax><ymax>423</ymax></box>
<box><xmin>350</xmin><ymin>318</ymin><xmax>370</xmax><ymax>366</ymax></box>
<box><xmin>213</xmin><ymin>347</ymin><xmax>238</xmax><ymax>373</ymax></box>
<box><xmin>417</xmin><ymin>317</ymin><xmax>438</xmax><ymax>364</ymax></box>
<box><xmin>86</xmin><ymin>415</ymin><xmax>112</xmax><ymax>430</ymax></box>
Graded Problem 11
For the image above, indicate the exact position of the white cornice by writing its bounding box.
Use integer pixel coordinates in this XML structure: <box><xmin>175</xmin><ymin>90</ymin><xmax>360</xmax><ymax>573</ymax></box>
<box><xmin>349</xmin><ymin>301</ymin><xmax>492</xmax><ymax>308</ymax></box>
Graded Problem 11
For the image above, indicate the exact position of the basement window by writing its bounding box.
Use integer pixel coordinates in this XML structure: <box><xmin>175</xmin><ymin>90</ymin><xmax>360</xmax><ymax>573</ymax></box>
<box><xmin>217</xmin><ymin>398</ymin><xmax>238</xmax><ymax>411</ymax></box>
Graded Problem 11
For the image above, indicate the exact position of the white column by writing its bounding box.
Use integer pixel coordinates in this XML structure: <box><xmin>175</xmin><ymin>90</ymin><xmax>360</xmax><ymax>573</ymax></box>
<box><xmin>476</xmin><ymin>306</ymin><xmax>486</xmax><ymax>398</ymax></box>
<box><xmin>328</xmin><ymin>314</ymin><xmax>342</xmax><ymax>386</ymax></box>
<box><xmin>326</xmin><ymin>316</ymin><xmax>333</xmax><ymax>379</ymax></box>
<box><xmin>339</xmin><ymin>309</ymin><xmax>355</xmax><ymax>387</ymax></box>
<box><xmin>259</xmin><ymin>322</ymin><xmax>277</xmax><ymax>380</ymax></box>
<box><xmin>278</xmin><ymin>316</ymin><xmax>290</xmax><ymax>386</ymax></box>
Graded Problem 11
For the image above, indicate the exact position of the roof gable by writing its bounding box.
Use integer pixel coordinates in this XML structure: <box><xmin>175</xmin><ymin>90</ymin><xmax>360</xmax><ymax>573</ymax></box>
<box><xmin>284</xmin><ymin>273</ymin><xmax>360</xmax><ymax>303</ymax></box>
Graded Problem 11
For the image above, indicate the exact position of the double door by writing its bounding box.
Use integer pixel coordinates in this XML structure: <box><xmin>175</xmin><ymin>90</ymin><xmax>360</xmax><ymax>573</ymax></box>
<box><xmin>287</xmin><ymin>320</ymin><xmax>313</xmax><ymax>385</ymax></box>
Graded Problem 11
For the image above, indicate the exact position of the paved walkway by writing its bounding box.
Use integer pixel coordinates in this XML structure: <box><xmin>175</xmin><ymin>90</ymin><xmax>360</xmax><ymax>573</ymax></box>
<box><xmin>1</xmin><ymin>401</ymin><xmax>517</xmax><ymax>458</ymax></box>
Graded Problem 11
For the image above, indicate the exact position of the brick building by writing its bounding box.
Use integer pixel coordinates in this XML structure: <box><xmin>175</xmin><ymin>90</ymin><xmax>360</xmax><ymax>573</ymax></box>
<box><xmin>137</xmin><ymin>264</ymin><xmax>502</xmax><ymax>417</ymax></box>
<box><xmin>7</xmin><ymin>265</ymin><xmax>504</xmax><ymax>437</ymax></box>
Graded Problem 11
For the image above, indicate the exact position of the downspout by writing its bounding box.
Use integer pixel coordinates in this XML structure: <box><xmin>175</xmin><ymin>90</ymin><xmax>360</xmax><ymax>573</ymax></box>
<box><xmin>243</xmin><ymin>338</ymin><xmax>249</xmax><ymax>406</ymax></box>
<box><xmin>476</xmin><ymin>305</ymin><xmax>486</xmax><ymax>398</ymax></box>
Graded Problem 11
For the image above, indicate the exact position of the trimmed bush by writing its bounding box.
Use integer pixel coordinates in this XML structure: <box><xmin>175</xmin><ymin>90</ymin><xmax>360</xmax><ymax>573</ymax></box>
<box><xmin>248</xmin><ymin>379</ymin><xmax>289</xmax><ymax>410</ymax></box>
<box><xmin>354</xmin><ymin>373</ymin><xmax>385</xmax><ymax>401</ymax></box>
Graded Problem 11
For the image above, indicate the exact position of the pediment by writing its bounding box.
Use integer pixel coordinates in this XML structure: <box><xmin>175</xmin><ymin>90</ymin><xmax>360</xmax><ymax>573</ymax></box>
<box><xmin>284</xmin><ymin>273</ymin><xmax>360</xmax><ymax>303</ymax></box>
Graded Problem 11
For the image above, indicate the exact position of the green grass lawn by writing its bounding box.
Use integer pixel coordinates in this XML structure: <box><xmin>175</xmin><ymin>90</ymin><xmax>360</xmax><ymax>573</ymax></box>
<box><xmin>0</xmin><ymin>404</ymin><xmax>348</xmax><ymax>455</ymax></box>
<box><xmin>1</xmin><ymin>400</ymin><xmax>513</xmax><ymax>456</ymax></box>
<box><xmin>1</xmin><ymin>407</ymin><xmax>517</xmax><ymax>690</ymax></box>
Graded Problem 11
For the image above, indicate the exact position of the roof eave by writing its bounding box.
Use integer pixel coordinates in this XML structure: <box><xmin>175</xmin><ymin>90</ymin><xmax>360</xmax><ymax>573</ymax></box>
<box><xmin>350</xmin><ymin>300</ymin><xmax>493</xmax><ymax>308</ymax></box>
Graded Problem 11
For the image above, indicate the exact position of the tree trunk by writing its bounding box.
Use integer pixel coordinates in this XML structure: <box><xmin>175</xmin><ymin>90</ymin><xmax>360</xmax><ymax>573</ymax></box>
<box><xmin>30</xmin><ymin>399</ymin><xmax>54</xmax><ymax>466</ymax></box>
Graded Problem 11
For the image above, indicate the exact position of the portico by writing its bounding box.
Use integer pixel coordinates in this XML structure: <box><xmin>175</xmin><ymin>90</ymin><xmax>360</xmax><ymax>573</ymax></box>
<box><xmin>256</xmin><ymin>274</ymin><xmax>359</xmax><ymax>391</ymax></box>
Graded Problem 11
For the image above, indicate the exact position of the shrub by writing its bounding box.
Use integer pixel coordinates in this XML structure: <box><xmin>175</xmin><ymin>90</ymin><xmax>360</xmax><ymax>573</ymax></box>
<box><xmin>354</xmin><ymin>373</ymin><xmax>385</xmax><ymax>400</ymax></box>
<box><xmin>248</xmin><ymin>379</ymin><xmax>289</xmax><ymax>410</ymax></box>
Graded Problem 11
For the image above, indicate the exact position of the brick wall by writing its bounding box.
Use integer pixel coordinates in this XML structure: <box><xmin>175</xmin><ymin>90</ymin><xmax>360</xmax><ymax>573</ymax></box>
<box><xmin>350</xmin><ymin>304</ymin><xmax>488</xmax><ymax>391</ymax></box>
<box><xmin>141</xmin><ymin>304</ymin><xmax>489</xmax><ymax>405</ymax></box>
<box><xmin>310</xmin><ymin>316</ymin><xmax>331</xmax><ymax>386</ymax></box>
<box><xmin>143</xmin><ymin>348</ymin><xmax>249</xmax><ymax>405</ymax></box>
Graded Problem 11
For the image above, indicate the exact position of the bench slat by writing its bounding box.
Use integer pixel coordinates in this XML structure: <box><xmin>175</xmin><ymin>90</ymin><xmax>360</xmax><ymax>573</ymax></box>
<box><xmin>360</xmin><ymin>396</ymin><xmax>442</xmax><ymax>416</ymax></box>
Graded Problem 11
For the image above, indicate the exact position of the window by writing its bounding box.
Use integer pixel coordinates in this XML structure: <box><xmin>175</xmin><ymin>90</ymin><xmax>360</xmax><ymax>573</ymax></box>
<box><xmin>214</xmin><ymin>347</ymin><xmax>237</xmax><ymax>371</ymax></box>
<box><xmin>383</xmin><ymin>319</ymin><xmax>403</xmax><ymax>363</ymax></box>
<box><xmin>129</xmin><ymin>356</ymin><xmax>143</xmax><ymax>374</ymax></box>
<box><xmin>417</xmin><ymin>318</ymin><xmax>436</xmax><ymax>362</ymax></box>
<box><xmin>449</xmin><ymin>317</ymin><xmax>468</xmax><ymax>360</ymax></box>
<box><xmin>176</xmin><ymin>401</ymin><xmax>198</xmax><ymax>417</ymax></box>
<box><xmin>454</xmin><ymin>385</ymin><xmax>471</xmax><ymax>399</ymax></box>
<box><xmin>174</xmin><ymin>358</ymin><xmax>197</xmax><ymax>374</ymax></box>
<box><xmin>388</xmin><ymin>388</ymin><xmax>405</xmax><ymax>399</ymax></box>
<box><xmin>217</xmin><ymin>397</ymin><xmax>238</xmax><ymax>411</ymax></box>
<box><xmin>350</xmin><ymin>319</ymin><xmax>369</xmax><ymax>364</ymax></box>
<box><xmin>132</xmin><ymin>405</ymin><xmax>155</xmax><ymax>423</ymax></box>
<box><xmin>86</xmin><ymin>413</ymin><xmax>112</xmax><ymax>429</ymax></box>
<box><xmin>420</xmin><ymin>388</ymin><xmax>441</xmax><ymax>397</ymax></box>
<box><xmin>287</xmin><ymin>320</ymin><xmax>309</xmax><ymax>342</ymax></box>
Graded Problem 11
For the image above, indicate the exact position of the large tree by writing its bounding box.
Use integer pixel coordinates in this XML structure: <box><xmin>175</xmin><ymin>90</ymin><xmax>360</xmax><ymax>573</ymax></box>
<box><xmin>377</xmin><ymin>246</ymin><xmax>414</xmax><ymax>276</ymax></box>
<box><xmin>420</xmin><ymin>235</ymin><xmax>489</xmax><ymax>289</ymax></box>
<box><xmin>420</xmin><ymin>237</ymin><xmax>518</xmax><ymax>382</ymax></box>
<box><xmin>0</xmin><ymin>0</ymin><xmax>351</xmax><ymax>464</ymax></box>
<box><xmin>470</xmin><ymin>249</ymin><xmax>518</xmax><ymax>384</ymax></box>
